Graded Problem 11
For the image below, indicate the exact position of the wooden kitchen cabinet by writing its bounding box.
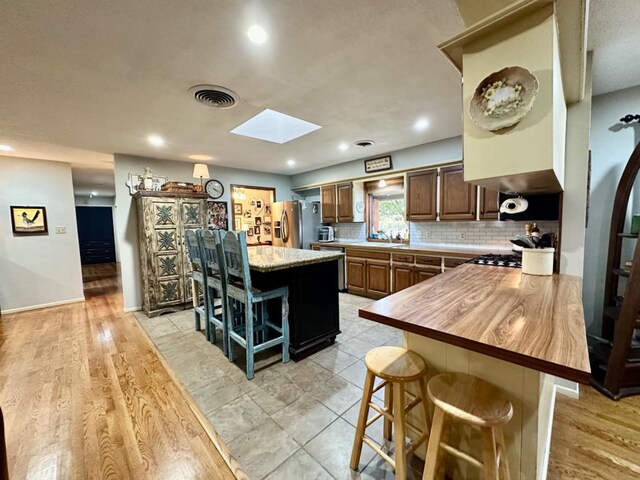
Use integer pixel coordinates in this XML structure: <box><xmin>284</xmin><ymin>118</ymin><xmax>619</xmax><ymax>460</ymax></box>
<box><xmin>392</xmin><ymin>263</ymin><xmax>415</xmax><ymax>293</ymax></box>
<box><xmin>346</xmin><ymin>258</ymin><xmax>367</xmax><ymax>294</ymax></box>
<box><xmin>366</xmin><ymin>260</ymin><xmax>391</xmax><ymax>297</ymax></box>
<box><xmin>337</xmin><ymin>182</ymin><xmax>354</xmax><ymax>222</ymax></box>
<box><xmin>406</xmin><ymin>169</ymin><xmax>437</xmax><ymax>221</ymax></box>
<box><xmin>415</xmin><ymin>266</ymin><xmax>440</xmax><ymax>283</ymax></box>
<box><xmin>440</xmin><ymin>165</ymin><xmax>477</xmax><ymax>221</ymax></box>
<box><xmin>321</xmin><ymin>184</ymin><xmax>337</xmax><ymax>223</ymax></box>
<box><xmin>480</xmin><ymin>187</ymin><xmax>500</xmax><ymax>220</ymax></box>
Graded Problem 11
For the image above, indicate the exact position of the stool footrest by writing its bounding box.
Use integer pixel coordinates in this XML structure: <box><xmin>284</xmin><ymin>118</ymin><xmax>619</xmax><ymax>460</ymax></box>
<box><xmin>362</xmin><ymin>437</ymin><xmax>395</xmax><ymax>468</ymax></box>
<box><xmin>369</xmin><ymin>402</ymin><xmax>393</xmax><ymax>422</ymax></box>
<box><xmin>366</xmin><ymin>412</ymin><xmax>383</xmax><ymax>428</ymax></box>
<box><xmin>440</xmin><ymin>442</ymin><xmax>483</xmax><ymax>469</ymax></box>
<box><xmin>404</xmin><ymin>395</ymin><xmax>422</xmax><ymax>414</ymax></box>
<box><xmin>371</xmin><ymin>380</ymin><xmax>388</xmax><ymax>395</ymax></box>
<box><xmin>406</xmin><ymin>432</ymin><xmax>429</xmax><ymax>457</ymax></box>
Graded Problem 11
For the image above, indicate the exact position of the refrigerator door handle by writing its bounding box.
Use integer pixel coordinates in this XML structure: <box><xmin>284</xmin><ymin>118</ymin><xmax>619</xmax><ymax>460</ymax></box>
<box><xmin>282</xmin><ymin>210</ymin><xmax>289</xmax><ymax>244</ymax></box>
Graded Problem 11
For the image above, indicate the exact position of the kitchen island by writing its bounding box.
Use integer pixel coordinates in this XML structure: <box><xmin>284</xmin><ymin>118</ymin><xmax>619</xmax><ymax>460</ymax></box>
<box><xmin>247</xmin><ymin>246</ymin><xmax>344</xmax><ymax>358</ymax></box>
<box><xmin>359</xmin><ymin>263</ymin><xmax>590</xmax><ymax>480</ymax></box>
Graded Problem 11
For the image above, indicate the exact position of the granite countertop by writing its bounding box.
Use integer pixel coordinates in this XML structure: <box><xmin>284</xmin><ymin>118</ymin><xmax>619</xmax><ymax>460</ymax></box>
<box><xmin>310</xmin><ymin>240</ymin><xmax>511</xmax><ymax>256</ymax></box>
<box><xmin>359</xmin><ymin>264</ymin><xmax>590</xmax><ymax>383</ymax></box>
<box><xmin>247</xmin><ymin>246</ymin><xmax>344</xmax><ymax>272</ymax></box>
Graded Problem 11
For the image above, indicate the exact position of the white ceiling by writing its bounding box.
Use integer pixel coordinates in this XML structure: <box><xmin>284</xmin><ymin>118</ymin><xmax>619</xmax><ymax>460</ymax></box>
<box><xmin>1</xmin><ymin>0</ymin><xmax>639</xmax><ymax>197</ymax></box>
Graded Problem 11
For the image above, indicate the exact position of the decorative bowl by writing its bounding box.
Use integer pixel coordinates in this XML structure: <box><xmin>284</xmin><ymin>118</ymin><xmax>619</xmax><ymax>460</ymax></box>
<box><xmin>469</xmin><ymin>66</ymin><xmax>539</xmax><ymax>132</ymax></box>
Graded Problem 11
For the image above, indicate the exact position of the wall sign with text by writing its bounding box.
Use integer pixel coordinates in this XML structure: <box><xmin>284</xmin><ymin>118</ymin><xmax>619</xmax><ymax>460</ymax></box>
<box><xmin>364</xmin><ymin>156</ymin><xmax>392</xmax><ymax>173</ymax></box>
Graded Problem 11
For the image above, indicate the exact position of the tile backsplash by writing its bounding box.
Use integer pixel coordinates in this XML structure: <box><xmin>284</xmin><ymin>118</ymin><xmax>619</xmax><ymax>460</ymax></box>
<box><xmin>332</xmin><ymin>221</ymin><xmax>559</xmax><ymax>249</ymax></box>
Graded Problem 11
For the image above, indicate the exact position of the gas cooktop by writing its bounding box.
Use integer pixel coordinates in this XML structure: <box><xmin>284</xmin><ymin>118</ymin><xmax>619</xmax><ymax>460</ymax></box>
<box><xmin>470</xmin><ymin>254</ymin><xmax>522</xmax><ymax>268</ymax></box>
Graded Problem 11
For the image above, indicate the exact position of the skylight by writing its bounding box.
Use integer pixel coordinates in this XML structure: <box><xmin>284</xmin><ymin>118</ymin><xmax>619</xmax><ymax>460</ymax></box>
<box><xmin>230</xmin><ymin>109</ymin><xmax>322</xmax><ymax>144</ymax></box>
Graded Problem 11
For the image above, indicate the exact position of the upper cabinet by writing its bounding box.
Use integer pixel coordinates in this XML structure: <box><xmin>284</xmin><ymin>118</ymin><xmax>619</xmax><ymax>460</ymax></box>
<box><xmin>440</xmin><ymin>165</ymin><xmax>476</xmax><ymax>221</ymax></box>
<box><xmin>480</xmin><ymin>187</ymin><xmax>500</xmax><ymax>220</ymax></box>
<box><xmin>322</xmin><ymin>182</ymin><xmax>364</xmax><ymax>223</ymax></box>
<box><xmin>406</xmin><ymin>169</ymin><xmax>437</xmax><ymax>221</ymax></box>
<box><xmin>321</xmin><ymin>185</ymin><xmax>337</xmax><ymax>223</ymax></box>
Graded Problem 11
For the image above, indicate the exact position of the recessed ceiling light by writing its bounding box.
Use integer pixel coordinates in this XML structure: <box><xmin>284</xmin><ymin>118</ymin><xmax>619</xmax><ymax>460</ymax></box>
<box><xmin>147</xmin><ymin>134</ymin><xmax>165</xmax><ymax>147</ymax></box>
<box><xmin>247</xmin><ymin>25</ymin><xmax>268</xmax><ymax>44</ymax></box>
<box><xmin>287</xmin><ymin>159</ymin><xmax>296</xmax><ymax>167</ymax></box>
<box><xmin>338</xmin><ymin>143</ymin><xmax>349</xmax><ymax>151</ymax></box>
<box><xmin>414</xmin><ymin>118</ymin><xmax>429</xmax><ymax>131</ymax></box>
<box><xmin>231</xmin><ymin>109</ymin><xmax>321</xmax><ymax>144</ymax></box>
<box><xmin>188</xmin><ymin>154</ymin><xmax>214</xmax><ymax>161</ymax></box>
<box><xmin>91</xmin><ymin>191</ymin><xmax>98</xmax><ymax>196</ymax></box>
<box><xmin>0</xmin><ymin>144</ymin><xmax>13</xmax><ymax>152</ymax></box>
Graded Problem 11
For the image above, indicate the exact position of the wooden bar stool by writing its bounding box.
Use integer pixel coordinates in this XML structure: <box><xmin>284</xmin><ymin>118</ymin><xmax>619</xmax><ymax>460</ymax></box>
<box><xmin>185</xmin><ymin>230</ymin><xmax>209</xmax><ymax>339</ymax></box>
<box><xmin>423</xmin><ymin>373</ymin><xmax>513</xmax><ymax>480</ymax></box>
<box><xmin>350</xmin><ymin>346</ymin><xmax>430</xmax><ymax>480</ymax></box>
<box><xmin>198</xmin><ymin>229</ymin><xmax>228</xmax><ymax>354</ymax></box>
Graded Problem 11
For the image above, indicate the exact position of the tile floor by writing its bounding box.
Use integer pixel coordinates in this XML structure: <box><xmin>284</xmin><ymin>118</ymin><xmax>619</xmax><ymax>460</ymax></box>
<box><xmin>135</xmin><ymin>293</ymin><xmax>426</xmax><ymax>479</ymax></box>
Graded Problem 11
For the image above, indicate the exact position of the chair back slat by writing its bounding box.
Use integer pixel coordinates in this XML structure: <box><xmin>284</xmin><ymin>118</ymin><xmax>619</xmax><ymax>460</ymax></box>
<box><xmin>221</xmin><ymin>230</ymin><xmax>253</xmax><ymax>291</ymax></box>
<box><xmin>185</xmin><ymin>230</ymin><xmax>203</xmax><ymax>273</ymax></box>
<box><xmin>199</xmin><ymin>229</ymin><xmax>222</xmax><ymax>276</ymax></box>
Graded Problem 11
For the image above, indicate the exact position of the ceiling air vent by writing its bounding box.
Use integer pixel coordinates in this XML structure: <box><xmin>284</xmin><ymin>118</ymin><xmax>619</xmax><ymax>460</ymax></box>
<box><xmin>189</xmin><ymin>85</ymin><xmax>238</xmax><ymax>109</ymax></box>
<box><xmin>354</xmin><ymin>140</ymin><xmax>375</xmax><ymax>148</ymax></box>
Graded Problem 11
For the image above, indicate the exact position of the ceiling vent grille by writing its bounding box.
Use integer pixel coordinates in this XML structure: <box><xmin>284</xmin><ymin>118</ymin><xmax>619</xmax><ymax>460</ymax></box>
<box><xmin>354</xmin><ymin>140</ymin><xmax>375</xmax><ymax>147</ymax></box>
<box><xmin>189</xmin><ymin>85</ymin><xmax>238</xmax><ymax>109</ymax></box>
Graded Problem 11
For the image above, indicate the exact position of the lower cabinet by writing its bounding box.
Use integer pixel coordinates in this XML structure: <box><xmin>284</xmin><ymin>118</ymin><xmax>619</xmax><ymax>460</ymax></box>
<box><xmin>392</xmin><ymin>264</ymin><xmax>415</xmax><ymax>293</ymax></box>
<box><xmin>346</xmin><ymin>258</ymin><xmax>367</xmax><ymax>295</ymax></box>
<box><xmin>366</xmin><ymin>260</ymin><xmax>391</xmax><ymax>297</ymax></box>
<box><xmin>415</xmin><ymin>266</ymin><xmax>440</xmax><ymax>283</ymax></box>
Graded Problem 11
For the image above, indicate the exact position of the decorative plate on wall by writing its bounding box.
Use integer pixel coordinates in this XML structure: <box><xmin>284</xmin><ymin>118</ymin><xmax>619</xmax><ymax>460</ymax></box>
<box><xmin>469</xmin><ymin>66</ymin><xmax>539</xmax><ymax>132</ymax></box>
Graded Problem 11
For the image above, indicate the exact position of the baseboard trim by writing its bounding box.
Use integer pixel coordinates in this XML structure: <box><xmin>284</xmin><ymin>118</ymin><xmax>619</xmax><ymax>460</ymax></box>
<box><xmin>2</xmin><ymin>297</ymin><xmax>85</xmax><ymax>314</ymax></box>
<box><xmin>555</xmin><ymin>383</ymin><xmax>580</xmax><ymax>399</ymax></box>
<box><xmin>123</xmin><ymin>306</ymin><xmax>142</xmax><ymax>313</ymax></box>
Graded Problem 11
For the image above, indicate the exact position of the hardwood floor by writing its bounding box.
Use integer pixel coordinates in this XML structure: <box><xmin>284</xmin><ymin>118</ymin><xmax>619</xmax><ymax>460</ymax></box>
<box><xmin>1</xmin><ymin>263</ymin><xmax>639</xmax><ymax>479</ymax></box>
<box><xmin>0</xmin><ymin>263</ymin><xmax>234</xmax><ymax>479</ymax></box>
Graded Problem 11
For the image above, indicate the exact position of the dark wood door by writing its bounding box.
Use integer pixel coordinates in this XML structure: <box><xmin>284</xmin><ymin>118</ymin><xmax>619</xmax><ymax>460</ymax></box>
<box><xmin>415</xmin><ymin>266</ymin><xmax>440</xmax><ymax>283</ymax></box>
<box><xmin>392</xmin><ymin>264</ymin><xmax>415</xmax><ymax>293</ymax></box>
<box><xmin>321</xmin><ymin>185</ymin><xmax>337</xmax><ymax>223</ymax></box>
<box><xmin>336</xmin><ymin>183</ymin><xmax>353</xmax><ymax>223</ymax></box>
<box><xmin>480</xmin><ymin>187</ymin><xmax>500</xmax><ymax>219</ymax></box>
<box><xmin>406</xmin><ymin>169</ymin><xmax>437</xmax><ymax>221</ymax></box>
<box><xmin>346</xmin><ymin>258</ymin><xmax>367</xmax><ymax>294</ymax></box>
<box><xmin>440</xmin><ymin>165</ymin><xmax>476</xmax><ymax>221</ymax></box>
<box><xmin>367</xmin><ymin>260</ymin><xmax>391</xmax><ymax>297</ymax></box>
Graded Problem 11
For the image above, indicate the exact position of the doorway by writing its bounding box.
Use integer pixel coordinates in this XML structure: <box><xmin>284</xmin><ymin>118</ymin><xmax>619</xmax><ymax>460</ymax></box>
<box><xmin>75</xmin><ymin>206</ymin><xmax>116</xmax><ymax>264</ymax></box>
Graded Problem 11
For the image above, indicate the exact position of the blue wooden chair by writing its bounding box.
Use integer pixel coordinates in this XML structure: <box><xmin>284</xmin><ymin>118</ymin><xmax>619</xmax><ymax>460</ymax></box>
<box><xmin>184</xmin><ymin>230</ymin><xmax>209</xmax><ymax>339</ymax></box>
<box><xmin>198</xmin><ymin>229</ymin><xmax>229</xmax><ymax>355</ymax></box>
<box><xmin>219</xmin><ymin>230</ymin><xmax>290</xmax><ymax>379</ymax></box>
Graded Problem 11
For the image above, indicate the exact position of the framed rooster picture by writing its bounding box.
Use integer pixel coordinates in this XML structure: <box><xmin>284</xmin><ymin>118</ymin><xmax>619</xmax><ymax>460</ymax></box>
<box><xmin>10</xmin><ymin>206</ymin><xmax>48</xmax><ymax>235</ymax></box>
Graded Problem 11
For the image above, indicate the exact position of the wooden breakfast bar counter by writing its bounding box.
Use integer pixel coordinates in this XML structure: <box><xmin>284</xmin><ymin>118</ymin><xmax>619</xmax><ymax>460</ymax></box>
<box><xmin>359</xmin><ymin>264</ymin><xmax>590</xmax><ymax>480</ymax></box>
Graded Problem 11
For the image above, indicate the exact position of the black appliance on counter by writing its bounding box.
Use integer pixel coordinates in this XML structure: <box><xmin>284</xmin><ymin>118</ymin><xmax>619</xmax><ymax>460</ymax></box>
<box><xmin>469</xmin><ymin>254</ymin><xmax>522</xmax><ymax>268</ymax></box>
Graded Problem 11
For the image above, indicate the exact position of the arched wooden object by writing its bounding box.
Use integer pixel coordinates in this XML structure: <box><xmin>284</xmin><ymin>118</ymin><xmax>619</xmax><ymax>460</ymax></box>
<box><xmin>598</xmin><ymin>140</ymin><xmax>640</xmax><ymax>398</ymax></box>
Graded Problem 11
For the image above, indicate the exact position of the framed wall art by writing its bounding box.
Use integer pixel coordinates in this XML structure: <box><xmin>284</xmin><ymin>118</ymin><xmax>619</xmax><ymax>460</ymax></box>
<box><xmin>10</xmin><ymin>206</ymin><xmax>48</xmax><ymax>235</ymax></box>
<box><xmin>364</xmin><ymin>156</ymin><xmax>392</xmax><ymax>173</ymax></box>
<box><xmin>207</xmin><ymin>201</ymin><xmax>229</xmax><ymax>230</ymax></box>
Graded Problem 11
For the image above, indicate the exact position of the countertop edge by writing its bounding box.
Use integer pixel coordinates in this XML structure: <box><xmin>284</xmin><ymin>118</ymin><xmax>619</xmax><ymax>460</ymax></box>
<box><xmin>310</xmin><ymin>241</ymin><xmax>511</xmax><ymax>256</ymax></box>
<box><xmin>249</xmin><ymin>253</ymin><xmax>343</xmax><ymax>273</ymax></box>
<box><xmin>358</xmin><ymin>308</ymin><xmax>591</xmax><ymax>385</ymax></box>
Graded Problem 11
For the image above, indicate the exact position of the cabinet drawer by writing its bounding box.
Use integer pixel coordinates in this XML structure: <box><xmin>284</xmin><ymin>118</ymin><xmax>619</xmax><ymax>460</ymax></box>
<box><xmin>415</xmin><ymin>255</ymin><xmax>441</xmax><ymax>266</ymax></box>
<box><xmin>392</xmin><ymin>253</ymin><xmax>415</xmax><ymax>264</ymax></box>
<box><xmin>444</xmin><ymin>257</ymin><xmax>472</xmax><ymax>268</ymax></box>
<box><xmin>345</xmin><ymin>249</ymin><xmax>391</xmax><ymax>261</ymax></box>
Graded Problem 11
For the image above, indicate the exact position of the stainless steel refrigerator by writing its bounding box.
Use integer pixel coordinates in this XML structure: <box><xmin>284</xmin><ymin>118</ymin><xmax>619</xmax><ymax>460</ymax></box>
<box><xmin>272</xmin><ymin>200</ymin><xmax>320</xmax><ymax>249</ymax></box>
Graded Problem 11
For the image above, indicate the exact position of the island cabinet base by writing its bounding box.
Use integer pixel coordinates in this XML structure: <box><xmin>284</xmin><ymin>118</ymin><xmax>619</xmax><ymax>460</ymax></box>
<box><xmin>404</xmin><ymin>333</ymin><xmax>557</xmax><ymax>480</ymax></box>
<box><xmin>250</xmin><ymin>260</ymin><xmax>340</xmax><ymax>359</ymax></box>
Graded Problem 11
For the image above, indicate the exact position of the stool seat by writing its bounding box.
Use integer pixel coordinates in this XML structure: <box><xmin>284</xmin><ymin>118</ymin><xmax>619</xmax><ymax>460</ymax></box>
<box><xmin>428</xmin><ymin>373</ymin><xmax>513</xmax><ymax>427</ymax></box>
<box><xmin>364</xmin><ymin>346</ymin><xmax>426</xmax><ymax>383</ymax></box>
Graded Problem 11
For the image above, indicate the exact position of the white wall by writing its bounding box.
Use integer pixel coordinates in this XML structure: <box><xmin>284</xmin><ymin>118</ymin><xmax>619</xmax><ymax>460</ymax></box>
<box><xmin>0</xmin><ymin>157</ymin><xmax>84</xmax><ymax>312</ymax></box>
<box><xmin>584</xmin><ymin>85</ymin><xmax>640</xmax><ymax>333</ymax></box>
<box><xmin>291</xmin><ymin>137</ymin><xmax>462</xmax><ymax>188</ymax></box>
<box><xmin>114</xmin><ymin>154</ymin><xmax>293</xmax><ymax>311</ymax></box>
<box><xmin>75</xmin><ymin>195</ymin><xmax>115</xmax><ymax>206</ymax></box>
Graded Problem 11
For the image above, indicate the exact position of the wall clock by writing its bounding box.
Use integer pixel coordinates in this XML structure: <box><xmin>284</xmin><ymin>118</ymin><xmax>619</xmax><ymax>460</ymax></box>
<box><xmin>205</xmin><ymin>179</ymin><xmax>224</xmax><ymax>199</ymax></box>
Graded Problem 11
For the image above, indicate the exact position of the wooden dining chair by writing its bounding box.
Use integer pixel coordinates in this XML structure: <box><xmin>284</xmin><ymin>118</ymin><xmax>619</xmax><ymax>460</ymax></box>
<box><xmin>219</xmin><ymin>230</ymin><xmax>290</xmax><ymax>379</ymax></box>
<box><xmin>184</xmin><ymin>230</ymin><xmax>209</xmax><ymax>340</ymax></box>
<box><xmin>198</xmin><ymin>229</ymin><xmax>228</xmax><ymax>354</ymax></box>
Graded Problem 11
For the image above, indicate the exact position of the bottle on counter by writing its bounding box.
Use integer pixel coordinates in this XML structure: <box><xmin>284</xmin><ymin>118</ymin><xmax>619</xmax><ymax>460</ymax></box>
<box><xmin>525</xmin><ymin>223</ymin><xmax>532</xmax><ymax>237</ymax></box>
<box><xmin>531</xmin><ymin>222</ymin><xmax>540</xmax><ymax>238</ymax></box>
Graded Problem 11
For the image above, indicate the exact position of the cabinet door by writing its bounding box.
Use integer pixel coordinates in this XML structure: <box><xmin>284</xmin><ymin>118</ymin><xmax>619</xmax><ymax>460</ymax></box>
<box><xmin>336</xmin><ymin>183</ymin><xmax>354</xmax><ymax>223</ymax></box>
<box><xmin>406</xmin><ymin>170</ymin><xmax>437</xmax><ymax>221</ymax></box>
<box><xmin>392</xmin><ymin>264</ymin><xmax>415</xmax><ymax>293</ymax></box>
<box><xmin>321</xmin><ymin>185</ymin><xmax>337</xmax><ymax>223</ymax></box>
<box><xmin>414</xmin><ymin>266</ymin><xmax>440</xmax><ymax>283</ymax></box>
<box><xmin>480</xmin><ymin>187</ymin><xmax>500</xmax><ymax>220</ymax></box>
<box><xmin>367</xmin><ymin>260</ymin><xmax>391</xmax><ymax>297</ymax></box>
<box><xmin>440</xmin><ymin>165</ymin><xmax>476</xmax><ymax>221</ymax></box>
<box><xmin>346</xmin><ymin>258</ymin><xmax>367</xmax><ymax>294</ymax></box>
